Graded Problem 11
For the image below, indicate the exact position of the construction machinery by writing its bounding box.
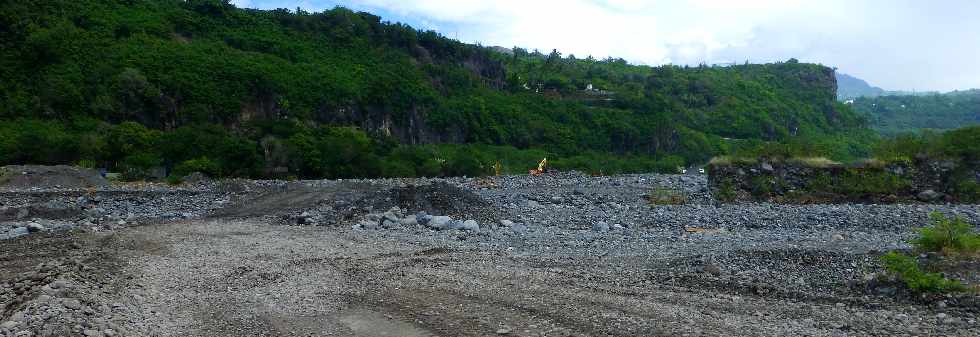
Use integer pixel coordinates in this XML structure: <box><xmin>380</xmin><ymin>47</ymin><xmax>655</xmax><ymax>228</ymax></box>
<box><xmin>529</xmin><ymin>158</ymin><xmax>548</xmax><ymax>175</ymax></box>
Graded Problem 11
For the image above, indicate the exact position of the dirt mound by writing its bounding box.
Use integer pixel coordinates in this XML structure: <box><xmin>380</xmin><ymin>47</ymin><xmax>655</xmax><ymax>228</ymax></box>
<box><xmin>370</xmin><ymin>182</ymin><xmax>490</xmax><ymax>218</ymax></box>
<box><xmin>0</xmin><ymin>165</ymin><xmax>108</xmax><ymax>189</ymax></box>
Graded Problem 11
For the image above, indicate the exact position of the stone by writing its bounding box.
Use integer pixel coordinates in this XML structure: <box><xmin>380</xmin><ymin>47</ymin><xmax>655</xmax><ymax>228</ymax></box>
<box><xmin>703</xmin><ymin>264</ymin><xmax>722</xmax><ymax>276</ymax></box>
<box><xmin>760</xmin><ymin>162</ymin><xmax>774</xmax><ymax>172</ymax></box>
<box><xmin>917</xmin><ymin>190</ymin><xmax>942</xmax><ymax>202</ymax></box>
<box><xmin>1</xmin><ymin>321</ymin><xmax>19</xmax><ymax>329</ymax></box>
<box><xmin>511</xmin><ymin>224</ymin><xmax>528</xmax><ymax>234</ymax></box>
<box><xmin>399</xmin><ymin>215</ymin><xmax>418</xmax><ymax>226</ymax></box>
<box><xmin>427</xmin><ymin>216</ymin><xmax>452</xmax><ymax>230</ymax></box>
<box><xmin>495</xmin><ymin>326</ymin><xmax>512</xmax><ymax>335</ymax></box>
<box><xmin>51</xmin><ymin>280</ymin><xmax>68</xmax><ymax>289</ymax></box>
<box><xmin>592</xmin><ymin>221</ymin><xmax>610</xmax><ymax>232</ymax></box>
<box><xmin>82</xmin><ymin>329</ymin><xmax>102</xmax><ymax>337</ymax></box>
<box><xmin>6</xmin><ymin>227</ymin><xmax>29</xmax><ymax>238</ymax></box>
<box><xmin>358</xmin><ymin>220</ymin><xmax>380</xmax><ymax>230</ymax></box>
<box><xmin>460</xmin><ymin>220</ymin><xmax>480</xmax><ymax>231</ymax></box>
<box><xmin>26</xmin><ymin>222</ymin><xmax>45</xmax><ymax>232</ymax></box>
<box><xmin>499</xmin><ymin>219</ymin><xmax>515</xmax><ymax>227</ymax></box>
<box><xmin>63</xmin><ymin>298</ymin><xmax>82</xmax><ymax>310</ymax></box>
<box><xmin>832</xmin><ymin>234</ymin><xmax>845</xmax><ymax>241</ymax></box>
<box><xmin>416</xmin><ymin>212</ymin><xmax>431</xmax><ymax>225</ymax></box>
<box><xmin>527</xmin><ymin>200</ymin><xmax>540</xmax><ymax>208</ymax></box>
<box><xmin>15</xmin><ymin>207</ymin><xmax>29</xmax><ymax>219</ymax></box>
<box><xmin>296</xmin><ymin>211</ymin><xmax>314</xmax><ymax>225</ymax></box>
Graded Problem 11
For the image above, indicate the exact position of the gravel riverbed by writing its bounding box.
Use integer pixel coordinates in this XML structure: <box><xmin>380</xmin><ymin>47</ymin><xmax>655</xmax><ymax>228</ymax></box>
<box><xmin>2</xmin><ymin>172</ymin><xmax>978</xmax><ymax>336</ymax></box>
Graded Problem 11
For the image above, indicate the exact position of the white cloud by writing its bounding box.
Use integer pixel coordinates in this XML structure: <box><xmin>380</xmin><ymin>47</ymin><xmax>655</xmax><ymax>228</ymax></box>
<box><xmin>233</xmin><ymin>0</ymin><xmax>980</xmax><ymax>91</ymax></box>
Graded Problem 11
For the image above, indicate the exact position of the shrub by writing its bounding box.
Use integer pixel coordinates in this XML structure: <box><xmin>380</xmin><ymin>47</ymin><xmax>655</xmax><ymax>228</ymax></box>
<box><xmin>647</xmin><ymin>187</ymin><xmax>686</xmax><ymax>205</ymax></box>
<box><xmin>880</xmin><ymin>252</ymin><xmax>965</xmax><ymax>293</ymax></box>
<box><xmin>119</xmin><ymin>152</ymin><xmax>163</xmax><ymax>180</ymax></box>
<box><xmin>913</xmin><ymin>212</ymin><xmax>980</xmax><ymax>256</ymax></box>
<box><xmin>172</xmin><ymin>157</ymin><xmax>221</xmax><ymax>178</ymax></box>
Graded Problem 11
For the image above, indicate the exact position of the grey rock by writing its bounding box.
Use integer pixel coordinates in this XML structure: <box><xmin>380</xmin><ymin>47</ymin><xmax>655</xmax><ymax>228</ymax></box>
<box><xmin>460</xmin><ymin>220</ymin><xmax>480</xmax><ymax>231</ymax></box>
<box><xmin>6</xmin><ymin>226</ymin><xmax>29</xmax><ymax>238</ymax></box>
<box><xmin>427</xmin><ymin>216</ymin><xmax>453</xmax><ymax>230</ymax></box>
<box><xmin>15</xmin><ymin>207</ymin><xmax>29</xmax><ymax>219</ymax></box>
<box><xmin>399</xmin><ymin>215</ymin><xmax>418</xmax><ymax>226</ymax></box>
<box><xmin>416</xmin><ymin>212</ymin><xmax>431</xmax><ymax>225</ymax></box>
<box><xmin>358</xmin><ymin>220</ymin><xmax>380</xmax><ymax>230</ymax></box>
<box><xmin>26</xmin><ymin>222</ymin><xmax>45</xmax><ymax>232</ymax></box>
<box><xmin>511</xmin><ymin>224</ymin><xmax>527</xmax><ymax>234</ymax></box>
<box><xmin>703</xmin><ymin>264</ymin><xmax>722</xmax><ymax>276</ymax></box>
<box><xmin>63</xmin><ymin>298</ymin><xmax>82</xmax><ymax>310</ymax></box>
<box><xmin>592</xmin><ymin>221</ymin><xmax>610</xmax><ymax>232</ymax></box>
<box><xmin>917</xmin><ymin>189</ymin><xmax>941</xmax><ymax>202</ymax></box>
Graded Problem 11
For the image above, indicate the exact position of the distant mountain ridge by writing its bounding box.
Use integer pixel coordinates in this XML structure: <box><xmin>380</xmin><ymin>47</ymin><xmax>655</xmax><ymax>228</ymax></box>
<box><xmin>836</xmin><ymin>73</ymin><xmax>885</xmax><ymax>100</ymax></box>
<box><xmin>835</xmin><ymin>73</ymin><xmax>943</xmax><ymax>100</ymax></box>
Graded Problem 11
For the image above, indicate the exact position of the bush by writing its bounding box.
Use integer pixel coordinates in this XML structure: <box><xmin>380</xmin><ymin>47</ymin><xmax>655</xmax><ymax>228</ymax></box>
<box><xmin>647</xmin><ymin>187</ymin><xmax>686</xmax><ymax>205</ymax></box>
<box><xmin>172</xmin><ymin>157</ymin><xmax>221</xmax><ymax>178</ymax></box>
<box><xmin>913</xmin><ymin>212</ymin><xmax>980</xmax><ymax>256</ymax></box>
<box><xmin>119</xmin><ymin>152</ymin><xmax>163</xmax><ymax>180</ymax></box>
<box><xmin>880</xmin><ymin>251</ymin><xmax>964</xmax><ymax>293</ymax></box>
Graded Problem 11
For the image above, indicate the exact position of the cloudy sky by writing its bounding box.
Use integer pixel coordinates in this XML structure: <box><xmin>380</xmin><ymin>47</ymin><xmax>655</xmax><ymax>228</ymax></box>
<box><xmin>230</xmin><ymin>0</ymin><xmax>980</xmax><ymax>92</ymax></box>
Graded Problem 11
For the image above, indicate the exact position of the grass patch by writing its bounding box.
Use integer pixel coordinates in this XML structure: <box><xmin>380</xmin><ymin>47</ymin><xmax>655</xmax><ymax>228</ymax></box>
<box><xmin>708</xmin><ymin>156</ymin><xmax>757</xmax><ymax>166</ymax></box>
<box><xmin>880</xmin><ymin>252</ymin><xmax>965</xmax><ymax>293</ymax></box>
<box><xmin>647</xmin><ymin>187</ymin><xmax>686</xmax><ymax>205</ymax></box>
<box><xmin>879</xmin><ymin>212</ymin><xmax>978</xmax><ymax>295</ymax></box>
<box><xmin>786</xmin><ymin>157</ymin><xmax>840</xmax><ymax>168</ymax></box>
<box><xmin>913</xmin><ymin>212</ymin><xmax>980</xmax><ymax>257</ymax></box>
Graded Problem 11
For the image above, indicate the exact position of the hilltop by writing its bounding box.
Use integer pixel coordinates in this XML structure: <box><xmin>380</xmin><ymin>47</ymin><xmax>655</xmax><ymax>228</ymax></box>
<box><xmin>0</xmin><ymin>0</ymin><xmax>868</xmax><ymax>179</ymax></box>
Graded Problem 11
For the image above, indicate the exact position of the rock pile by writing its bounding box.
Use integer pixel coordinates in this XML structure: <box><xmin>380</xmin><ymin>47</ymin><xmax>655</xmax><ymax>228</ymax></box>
<box><xmin>351</xmin><ymin>207</ymin><xmax>482</xmax><ymax>232</ymax></box>
<box><xmin>0</xmin><ymin>258</ymin><xmax>146</xmax><ymax>337</ymax></box>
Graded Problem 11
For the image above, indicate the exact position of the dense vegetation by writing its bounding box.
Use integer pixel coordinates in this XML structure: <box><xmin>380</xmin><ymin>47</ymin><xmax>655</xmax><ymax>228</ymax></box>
<box><xmin>0</xmin><ymin>0</ymin><xmax>871</xmax><ymax>179</ymax></box>
<box><xmin>850</xmin><ymin>90</ymin><xmax>980</xmax><ymax>134</ymax></box>
<box><xmin>708</xmin><ymin>125</ymin><xmax>980</xmax><ymax>203</ymax></box>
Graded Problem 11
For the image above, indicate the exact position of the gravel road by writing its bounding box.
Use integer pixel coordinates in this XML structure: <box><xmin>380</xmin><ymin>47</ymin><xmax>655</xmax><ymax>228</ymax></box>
<box><xmin>2</xmin><ymin>173</ymin><xmax>978</xmax><ymax>336</ymax></box>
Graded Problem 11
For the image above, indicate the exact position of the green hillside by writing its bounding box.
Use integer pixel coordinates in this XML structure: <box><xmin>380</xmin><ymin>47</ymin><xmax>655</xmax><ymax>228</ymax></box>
<box><xmin>851</xmin><ymin>90</ymin><xmax>980</xmax><ymax>134</ymax></box>
<box><xmin>0</xmin><ymin>0</ymin><xmax>871</xmax><ymax>179</ymax></box>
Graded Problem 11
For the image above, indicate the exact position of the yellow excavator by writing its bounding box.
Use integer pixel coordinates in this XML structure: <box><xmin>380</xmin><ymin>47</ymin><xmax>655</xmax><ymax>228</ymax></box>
<box><xmin>529</xmin><ymin>158</ymin><xmax>548</xmax><ymax>175</ymax></box>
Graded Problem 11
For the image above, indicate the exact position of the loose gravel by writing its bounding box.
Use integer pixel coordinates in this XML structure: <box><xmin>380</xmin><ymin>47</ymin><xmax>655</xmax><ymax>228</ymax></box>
<box><xmin>2</xmin><ymin>172</ymin><xmax>979</xmax><ymax>336</ymax></box>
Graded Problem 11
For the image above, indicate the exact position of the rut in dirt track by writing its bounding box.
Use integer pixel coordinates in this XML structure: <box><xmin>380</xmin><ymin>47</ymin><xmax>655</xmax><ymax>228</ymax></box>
<box><xmin>210</xmin><ymin>181</ymin><xmax>378</xmax><ymax>219</ymax></box>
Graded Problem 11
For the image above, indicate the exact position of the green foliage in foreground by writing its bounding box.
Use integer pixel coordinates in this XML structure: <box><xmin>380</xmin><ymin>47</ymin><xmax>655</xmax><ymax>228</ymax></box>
<box><xmin>913</xmin><ymin>212</ymin><xmax>980</xmax><ymax>256</ymax></box>
<box><xmin>880</xmin><ymin>213</ymin><xmax>979</xmax><ymax>294</ymax></box>
<box><xmin>880</xmin><ymin>252</ymin><xmax>965</xmax><ymax>294</ymax></box>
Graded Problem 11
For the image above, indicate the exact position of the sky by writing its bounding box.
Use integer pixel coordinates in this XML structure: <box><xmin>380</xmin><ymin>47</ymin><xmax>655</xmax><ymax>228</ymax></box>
<box><xmin>230</xmin><ymin>0</ymin><xmax>980</xmax><ymax>92</ymax></box>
